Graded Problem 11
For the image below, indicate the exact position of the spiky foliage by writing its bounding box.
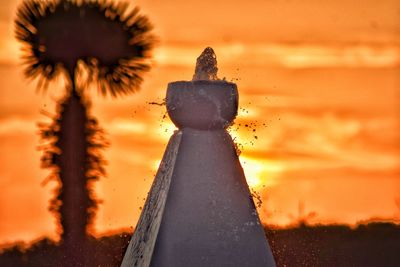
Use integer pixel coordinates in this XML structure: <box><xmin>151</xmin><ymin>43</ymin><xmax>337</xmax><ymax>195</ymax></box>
<box><xmin>38</xmin><ymin>91</ymin><xmax>109</xmax><ymax>266</ymax></box>
<box><xmin>39</xmin><ymin>92</ymin><xmax>108</xmax><ymax>238</ymax></box>
<box><xmin>15</xmin><ymin>1</ymin><xmax>154</xmax><ymax>265</ymax></box>
<box><xmin>15</xmin><ymin>0</ymin><xmax>154</xmax><ymax>96</ymax></box>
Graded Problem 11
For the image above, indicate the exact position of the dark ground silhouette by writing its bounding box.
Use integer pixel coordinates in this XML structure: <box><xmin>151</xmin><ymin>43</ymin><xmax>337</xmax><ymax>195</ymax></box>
<box><xmin>266</xmin><ymin>222</ymin><xmax>400</xmax><ymax>267</ymax></box>
<box><xmin>1</xmin><ymin>222</ymin><xmax>399</xmax><ymax>267</ymax></box>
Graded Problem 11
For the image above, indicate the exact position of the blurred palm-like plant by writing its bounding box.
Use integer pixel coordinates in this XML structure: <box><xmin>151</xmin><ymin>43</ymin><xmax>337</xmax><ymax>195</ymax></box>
<box><xmin>15</xmin><ymin>0</ymin><xmax>154</xmax><ymax>265</ymax></box>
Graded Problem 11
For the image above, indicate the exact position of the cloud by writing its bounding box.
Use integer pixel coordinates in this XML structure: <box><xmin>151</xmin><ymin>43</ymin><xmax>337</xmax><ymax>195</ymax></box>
<box><xmin>0</xmin><ymin>118</ymin><xmax>36</xmax><ymax>135</ymax></box>
<box><xmin>152</xmin><ymin>43</ymin><xmax>400</xmax><ymax>69</ymax></box>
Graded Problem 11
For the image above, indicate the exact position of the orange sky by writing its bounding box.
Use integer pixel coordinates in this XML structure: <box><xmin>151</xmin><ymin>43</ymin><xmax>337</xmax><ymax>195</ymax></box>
<box><xmin>0</xmin><ymin>0</ymin><xmax>400</xmax><ymax>245</ymax></box>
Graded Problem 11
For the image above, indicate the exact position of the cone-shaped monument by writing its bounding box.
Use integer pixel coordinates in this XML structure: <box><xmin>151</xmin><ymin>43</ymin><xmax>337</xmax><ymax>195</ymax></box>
<box><xmin>121</xmin><ymin>48</ymin><xmax>276</xmax><ymax>267</ymax></box>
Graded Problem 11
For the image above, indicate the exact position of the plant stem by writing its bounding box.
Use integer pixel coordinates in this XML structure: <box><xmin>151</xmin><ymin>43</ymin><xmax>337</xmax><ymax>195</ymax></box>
<box><xmin>58</xmin><ymin>64</ymin><xmax>92</xmax><ymax>266</ymax></box>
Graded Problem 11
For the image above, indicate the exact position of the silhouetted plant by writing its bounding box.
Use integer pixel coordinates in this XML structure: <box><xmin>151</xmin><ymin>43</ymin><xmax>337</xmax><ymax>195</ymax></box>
<box><xmin>288</xmin><ymin>201</ymin><xmax>317</xmax><ymax>226</ymax></box>
<box><xmin>15</xmin><ymin>0</ymin><xmax>154</xmax><ymax>95</ymax></box>
<box><xmin>15</xmin><ymin>0</ymin><xmax>154</xmax><ymax>265</ymax></box>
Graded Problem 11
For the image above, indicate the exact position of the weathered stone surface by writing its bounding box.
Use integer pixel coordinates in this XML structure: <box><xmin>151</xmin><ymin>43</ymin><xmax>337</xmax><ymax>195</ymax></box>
<box><xmin>167</xmin><ymin>80</ymin><xmax>238</xmax><ymax>130</ymax></box>
<box><xmin>121</xmin><ymin>131</ymin><xmax>182</xmax><ymax>267</ymax></box>
<box><xmin>149</xmin><ymin>128</ymin><xmax>275</xmax><ymax>266</ymax></box>
<box><xmin>122</xmin><ymin>79</ymin><xmax>275</xmax><ymax>266</ymax></box>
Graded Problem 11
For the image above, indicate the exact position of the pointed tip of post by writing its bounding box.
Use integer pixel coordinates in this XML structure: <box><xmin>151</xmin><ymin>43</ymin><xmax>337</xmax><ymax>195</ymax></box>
<box><xmin>192</xmin><ymin>47</ymin><xmax>219</xmax><ymax>81</ymax></box>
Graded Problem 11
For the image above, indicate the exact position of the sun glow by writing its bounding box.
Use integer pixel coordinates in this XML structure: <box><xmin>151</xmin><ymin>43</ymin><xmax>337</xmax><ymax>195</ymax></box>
<box><xmin>239</xmin><ymin>156</ymin><xmax>284</xmax><ymax>188</ymax></box>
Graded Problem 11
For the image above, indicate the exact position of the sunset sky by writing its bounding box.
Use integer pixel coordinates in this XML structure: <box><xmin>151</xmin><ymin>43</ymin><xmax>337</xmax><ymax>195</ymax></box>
<box><xmin>1</xmin><ymin>0</ymin><xmax>400</xmax><ymax>245</ymax></box>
